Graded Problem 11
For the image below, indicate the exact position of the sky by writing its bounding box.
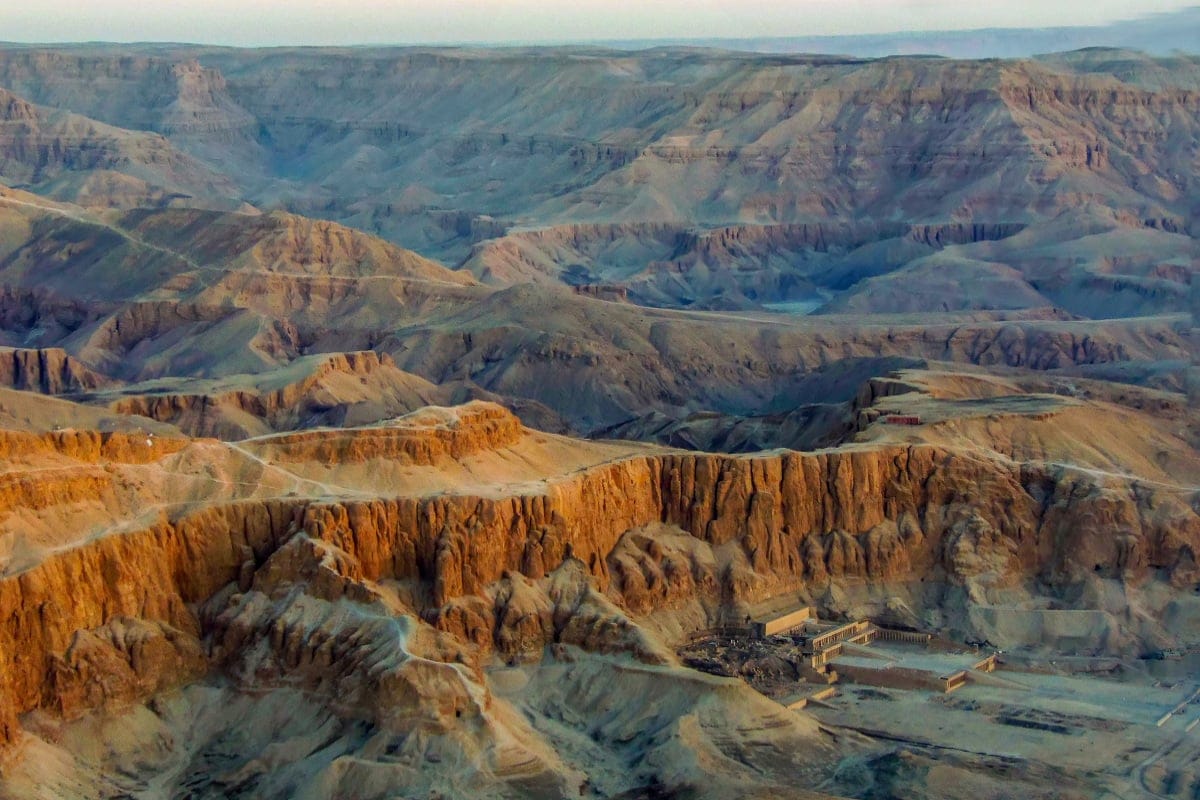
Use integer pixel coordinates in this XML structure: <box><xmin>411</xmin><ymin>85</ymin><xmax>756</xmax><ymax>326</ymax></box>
<box><xmin>0</xmin><ymin>1</ymin><xmax>1194</xmax><ymax>46</ymax></box>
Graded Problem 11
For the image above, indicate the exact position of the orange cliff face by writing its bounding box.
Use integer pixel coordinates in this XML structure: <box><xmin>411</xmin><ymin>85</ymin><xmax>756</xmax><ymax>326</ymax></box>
<box><xmin>0</xmin><ymin>348</ymin><xmax>110</xmax><ymax>395</ymax></box>
<box><xmin>103</xmin><ymin>351</ymin><xmax>449</xmax><ymax>439</ymax></box>
<box><xmin>0</xmin><ymin>401</ymin><xmax>1197</xmax><ymax>748</ymax></box>
<box><xmin>2</xmin><ymin>41</ymin><xmax>1200</xmax><ymax>798</ymax></box>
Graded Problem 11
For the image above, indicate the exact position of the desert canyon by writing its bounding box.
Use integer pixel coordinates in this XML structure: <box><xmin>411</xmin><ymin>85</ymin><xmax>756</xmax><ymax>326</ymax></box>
<box><xmin>0</xmin><ymin>20</ymin><xmax>1197</xmax><ymax>800</ymax></box>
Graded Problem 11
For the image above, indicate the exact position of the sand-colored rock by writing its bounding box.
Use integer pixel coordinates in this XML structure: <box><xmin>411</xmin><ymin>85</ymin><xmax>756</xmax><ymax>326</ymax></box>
<box><xmin>246</xmin><ymin>400</ymin><xmax>524</xmax><ymax>466</ymax></box>
<box><xmin>1</xmin><ymin>40</ymin><xmax>1200</xmax><ymax>798</ymax></box>
<box><xmin>0</xmin><ymin>499</ymin><xmax>303</xmax><ymax>745</ymax></box>
<box><xmin>107</xmin><ymin>351</ymin><xmax>448</xmax><ymax>438</ymax></box>
<box><xmin>0</xmin><ymin>87</ymin><xmax>240</xmax><ymax>210</ymax></box>
<box><xmin>44</xmin><ymin>617</ymin><xmax>207</xmax><ymax>719</ymax></box>
<box><xmin>0</xmin><ymin>348</ymin><xmax>109</xmax><ymax>394</ymax></box>
<box><xmin>0</xmin><ymin>427</ymin><xmax>188</xmax><ymax>463</ymax></box>
<box><xmin>1</xmin><ymin>399</ymin><xmax>1195</xmax><ymax>751</ymax></box>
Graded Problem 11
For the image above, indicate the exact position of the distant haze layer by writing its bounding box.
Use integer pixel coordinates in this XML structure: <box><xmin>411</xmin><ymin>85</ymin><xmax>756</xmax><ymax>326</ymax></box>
<box><xmin>0</xmin><ymin>0</ymin><xmax>1196</xmax><ymax>46</ymax></box>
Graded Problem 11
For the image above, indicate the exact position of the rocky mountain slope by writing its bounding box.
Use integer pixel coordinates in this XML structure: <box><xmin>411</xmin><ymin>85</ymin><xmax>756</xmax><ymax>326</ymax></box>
<box><xmin>0</xmin><ymin>85</ymin><xmax>243</xmax><ymax>210</ymax></box>
<box><xmin>0</xmin><ymin>46</ymin><xmax>1196</xmax><ymax>313</ymax></box>
<box><xmin>0</xmin><ymin>40</ymin><xmax>1197</xmax><ymax>800</ymax></box>
<box><xmin>0</xmin><ymin>188</ymin><xmax>1187</xmax><ymax>436</ymax></box>
<box><xmin>0</xmin><ymin>378</ymin><xmax>1197</xmax><ymax>797</ymax></box>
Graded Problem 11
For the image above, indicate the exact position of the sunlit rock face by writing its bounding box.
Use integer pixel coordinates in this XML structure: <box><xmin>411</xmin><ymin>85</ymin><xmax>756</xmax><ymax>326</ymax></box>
<box><xmin>0</xmin><ymin>40</ymin><xmax>1199</xmax><ymax>800</ymax></box>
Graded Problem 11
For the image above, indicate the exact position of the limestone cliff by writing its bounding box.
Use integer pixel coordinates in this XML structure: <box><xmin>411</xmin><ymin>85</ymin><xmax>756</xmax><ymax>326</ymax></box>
<box><xmin>0</xmin><ymin>499</ymin><xmax>303</xmax><ymax>746</ymax></box>
<box><xmin>0</xmin><ymin>347</ymin><xmax>109</xmax><ymax>394</ymax></box>
<box><xmin>0</xmin><ymin>85</ymin><xmax>241</xmax><ymax>209</ymax></box>
<box><xmin>1</xmin><ymin>404</ymin><xmax>1196</xmax><ymax>748</ymax></box>
<box><xmin>465</xmin><ymin>220</ymin><xmax>1029</xmax><ymax>308</ymax></box>
<box><xmin>108</xmin><ymin>351</ymin><xmax>446</xmax><ymax>439</ymax></box>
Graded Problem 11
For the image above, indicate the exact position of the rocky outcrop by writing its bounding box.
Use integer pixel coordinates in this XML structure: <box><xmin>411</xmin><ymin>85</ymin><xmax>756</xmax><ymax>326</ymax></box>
<box><xmin>44</xmin><ymin>617</ymin><xmax>207</xmax><ymax>719</ymax></box>
<box><xmin>80</xmin><ymin>300</ymin><xmax>234</xmax><ymax>364</ymax></box>
<box><xmin>0</xmin><ymin>428</ymin><xmax>188</xmax><ymax>463</ymax></box>
<box><xmin>608</xmin><ymin>527</ymin><xmax>720</xmax><ymax>616</ymax></box>
<box><xmin>245</xmin><ymin>400</ymin><xmax>523</xmax><ymax>465</ymax></box>
<box><xmin>0</xmin><ymin>499</ymin><xmax>303</xmax><ymax>745</ymax></box>
<box><xmin>0</xmin><ymin>52</ymin><xmax>257</xmax><ymax>142</ymax></box>
<box><xmin>0</xmin><ymin>86</ymin><xmax>240</xmax><ymax>207</ymax></box>
<box><xmin>296</xmin><ymin>441</ymin><xmax>1198</xmax><ymax>616</ymax></box>
<box><xmin>432</xmin><ymin>559</ymin><xmax>669</xmax><ymax>665</ymax></box>
<box><xmin>1</xmin><ymin>402</ymin><xmax>1197</xmax><ymax>747</ymax></box>
<box><xmin>388</xmin><ymin>299</ymin><xmax>1187</xmax><ymax>432</ymax></box>
<box><xmin>0</xmin><ymin>347</ymin><xmax>109</xmax><ymax>394</ymax></box>
<box><xmin>1</xmin><ymin>47</ymin><xmax>1195</xmax><ymax>270</ymax></box>
<box><xmin>109</xmin><ymin>351</ymin><xmax>445</xmax><ymax>439</ymax></box>
<box><xmin>465</xmin><ymin>220</ymin><xmax>1028</xmax><ymax>307</ymax></box>
<box><xmin>0</xmin><ymin>286</ymin><xmax>109</xmax><ymax>350</ymax></box>
<box><xmin>203</xmin><ymin>584</ymin><xmax>482</xmax><ymax>734</ymax></box>
<box><xmin>117</xmin><ymin>207</ymin><xmax>475</xmax><ymax>284</ymax></box>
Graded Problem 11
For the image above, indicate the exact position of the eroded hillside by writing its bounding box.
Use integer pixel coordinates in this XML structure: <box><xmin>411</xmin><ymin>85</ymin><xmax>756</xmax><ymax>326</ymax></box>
<box><xmin>0</xmin><ymin>375</ymin><xmax>1197</xmax><ymax>797</ymax></box>
<box><xmin>0</xmin><ymin>41</ymin><xmax>1197</xmax><ymax>800</ymax></box>
<box><xmin>0</xmin><ymin>46</ymin><xmax>1195</xmax><ymax>314</ymax></box>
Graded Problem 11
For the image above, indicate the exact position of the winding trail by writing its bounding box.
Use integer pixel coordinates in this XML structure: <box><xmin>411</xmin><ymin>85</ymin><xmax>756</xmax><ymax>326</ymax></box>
<box><xmin>0</xmin><ymin>192</ymin><xmax>468</xmax><ymax>288</ymax></box>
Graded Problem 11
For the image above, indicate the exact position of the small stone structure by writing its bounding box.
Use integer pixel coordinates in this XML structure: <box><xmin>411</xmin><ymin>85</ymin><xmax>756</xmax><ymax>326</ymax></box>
<box><xmin>751</xmin><ymin>606</ymin><xmax>812</xmax><ymax>638</ymax></box>
<box><xmin>833</xmin><ymin>648</ymin><xmax>997</xmax><ymax>693</ymax></box>
<box><xmin>807</xmin><ymin>620</ymin><xmax>874</xmax><ymax>651</ymax></box>
<box><xmin>782</xmin><ymin>686</ymin><xmax>838</xmax><ymax>710</ymax></box>
<box><xmin>873</xmin><ymin>627</ymin><xmax>933</xmax><ymax>645</ymax></box>
<box><xmin>684</xmin><ymin>605</ymin><xmax>1001</xmax><ymax>711</ymax></box>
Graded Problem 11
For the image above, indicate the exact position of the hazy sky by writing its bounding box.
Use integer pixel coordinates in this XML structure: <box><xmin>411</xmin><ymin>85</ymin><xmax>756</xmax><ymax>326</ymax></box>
<box><xmin>1</xmin><ymin>1</ymin><xmax>1194</xmax><ymax>46</ymax></box>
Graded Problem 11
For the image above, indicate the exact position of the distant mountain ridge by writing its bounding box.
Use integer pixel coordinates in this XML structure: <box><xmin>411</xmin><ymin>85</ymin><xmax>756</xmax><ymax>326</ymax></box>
<box><xmin>1</xmin><ymin>7</ymin><xmax>1197</xmax><ymax>58</ymax></box>
<box><xmin>0</xmin><ymin>42</ymin><xmax>1195</xmax><ymax>317</ymax></box>
<box><xmin>593</xmin><ymin>8</ymin><xmax>1200</xmax><ymax>59</ymax></box>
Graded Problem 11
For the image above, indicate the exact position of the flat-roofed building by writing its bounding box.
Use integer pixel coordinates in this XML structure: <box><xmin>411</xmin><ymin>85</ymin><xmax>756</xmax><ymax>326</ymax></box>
<box><xmin>751</xmin><ymin>606</ymin><xmax>812</xmax><ymax>638</ymax></box>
